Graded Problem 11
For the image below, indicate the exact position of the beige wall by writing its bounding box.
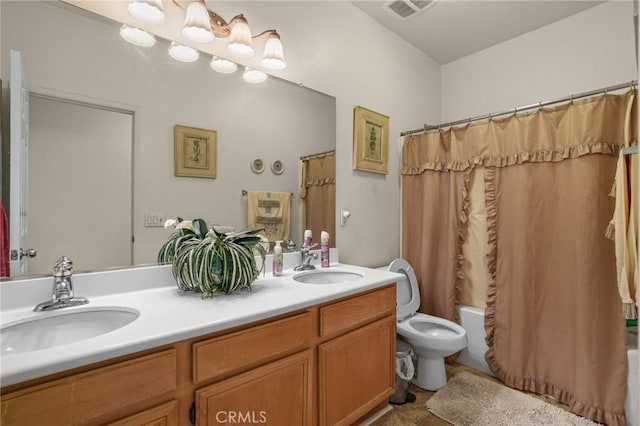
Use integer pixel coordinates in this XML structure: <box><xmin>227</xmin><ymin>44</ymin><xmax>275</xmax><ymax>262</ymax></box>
<box><xmin>441</xmin><ymin>1</ymin><xmax>637</xmax><ymax>122</ymax></box>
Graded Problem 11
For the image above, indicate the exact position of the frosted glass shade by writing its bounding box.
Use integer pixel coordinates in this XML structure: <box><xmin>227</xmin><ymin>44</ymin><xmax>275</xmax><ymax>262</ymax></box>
<box><xmin>210</xmin><ymin>57</ymin><xmax>238</xmax><ymax>74</ymax></box>
<box><xmin>168</xmin><ymin>42</ymin><xmax>200</xmax><ymax>62</ymax></box>
<box><xmin>260</xmin><ymin>32</ymin><xmax>286</xmax><ymax>70</ymax></box>
<box><xmin>243</xmin><ymin>68</ymin><xmax>268</xmax><ymax>84</ymax></box>
<box><xmin>128</xmin><ymin>0</ymin><xmax>165</xmax><ymax>24</ymax></box>
<box><xmin>119</xmin><ymin>25</ymin><xmax>156</xmax><ymax>47</ymax></box>
<box><xmin>227</xmin><ymin>16</ymin><xmax>254</xmax><ymax>58</ymax></box>
<box><xmin>182</xmin><ymin>1</ymin><xmax>214</xmax><ymax>43</ymax></box>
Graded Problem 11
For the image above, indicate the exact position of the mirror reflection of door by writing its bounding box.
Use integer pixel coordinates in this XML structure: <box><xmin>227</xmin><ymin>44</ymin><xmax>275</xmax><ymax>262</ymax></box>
<box><xmin>300</xmin><ymin>151</ymin><xmax>335</xmax><ymax>246</ymax></box>
<box><xmin>7</xmin><ymin>50</ymin><xmax>31</xmax><ymax>276</ymax></box>
<box><xmin>27</xmin><ymin>95</ymin><xmax>133</xmax><ymax>275</ymax></box>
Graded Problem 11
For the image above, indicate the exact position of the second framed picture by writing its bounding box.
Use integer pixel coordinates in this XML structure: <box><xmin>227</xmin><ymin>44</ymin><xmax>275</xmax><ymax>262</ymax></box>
<box><xmin>353</xmin><ymin>106</ymin><xmax>389</xmax><ymax>175</ymax></box>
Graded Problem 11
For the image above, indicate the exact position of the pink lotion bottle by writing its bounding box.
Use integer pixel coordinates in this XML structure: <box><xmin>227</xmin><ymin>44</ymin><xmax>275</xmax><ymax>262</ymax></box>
<box><xmin>320</xmin><ymin>231</ymin><xmax>330</xmax><ymax>267</ymax></box>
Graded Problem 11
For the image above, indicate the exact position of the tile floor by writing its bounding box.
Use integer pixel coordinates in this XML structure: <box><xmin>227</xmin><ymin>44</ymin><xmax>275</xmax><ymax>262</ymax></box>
<box><xmin>368</xmin><ymin>362</ymin><xmax>573</xmax><ymax>426</ymax></box>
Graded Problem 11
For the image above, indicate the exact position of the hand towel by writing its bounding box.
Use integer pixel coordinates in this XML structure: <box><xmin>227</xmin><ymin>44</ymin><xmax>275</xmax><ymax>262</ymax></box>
<box><xmin>246</xmin><ymin>191</ymin><xmax>291</xmax><ymax>242</ymax></box>
<box><xmin>606</xmin><ymin>90</ymin><xmax>638</xmax><ymax>319</ymax></box>
<box><xmin>1</xmin><ymin>202</ymin><xmax>9</xmax><ymax>277</ymax></box>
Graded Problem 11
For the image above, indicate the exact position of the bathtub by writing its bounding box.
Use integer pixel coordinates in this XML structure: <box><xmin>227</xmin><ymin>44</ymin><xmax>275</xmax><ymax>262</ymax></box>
<box><xmin>455</xmin><ymin>305</ymin><xmax>639</xmax><ymax>426</ymax></box>
<box><xmin>455</xmin><ymin>305</ymin><xmax>493</xmax><ymax>375</ymax></box>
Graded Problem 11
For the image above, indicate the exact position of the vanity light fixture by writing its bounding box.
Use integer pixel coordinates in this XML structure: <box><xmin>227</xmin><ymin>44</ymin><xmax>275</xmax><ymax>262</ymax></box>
<box><xmin>243</xmin><ymin>67</ymin><xmax>268</xmax><ymax>84</ymax></box>
<box><xmin>168</xmin><ymin>42</ymin><xmax>200</xmax><ymax>62</ymax></box>
<box><xmin>210</xmin><ymin>56</ymin><xmax>238</xmax><ymax>74</ymax></box>
<box><xmin>124</xmin><ymin>0</ymin><xmax>287</xmax><ymax>77</ymax></box>
<box><xmin>119</xmin><ymin>25</ymin><xmax>157</xmax><ymax>47</ymax></box>
<box><xmin>128</xmin><ymin>0</ymin><xmax>165</xmax><ymax>24</ymax></box>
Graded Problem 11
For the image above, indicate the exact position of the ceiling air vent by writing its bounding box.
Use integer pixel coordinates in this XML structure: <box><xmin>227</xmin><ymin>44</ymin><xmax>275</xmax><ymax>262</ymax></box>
<box><xmin>384</xmin><ymin>0</ymin><xmax>437</xmax><ymax>19</ymax></box>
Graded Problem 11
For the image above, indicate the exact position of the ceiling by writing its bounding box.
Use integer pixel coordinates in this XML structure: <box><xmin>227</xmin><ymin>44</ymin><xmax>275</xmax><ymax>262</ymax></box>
<box><xmin>351</xmin><ymin>0</ymin><xmax>606</xmax><ymax>64</ymax></box>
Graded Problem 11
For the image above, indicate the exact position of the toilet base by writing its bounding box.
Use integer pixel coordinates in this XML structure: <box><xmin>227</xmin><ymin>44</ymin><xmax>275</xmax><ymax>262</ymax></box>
<box><xmin>414</xmin><ymin>356</ymin><xmax>447</xmax><ymax>391</ymax></box>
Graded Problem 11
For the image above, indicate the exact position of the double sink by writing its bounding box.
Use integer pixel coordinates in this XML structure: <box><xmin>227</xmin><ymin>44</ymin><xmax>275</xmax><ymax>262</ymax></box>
<box><xmin>1</xmin><ymin>268</ymin><xmax>364</xmax><ymax>356</ymax></box>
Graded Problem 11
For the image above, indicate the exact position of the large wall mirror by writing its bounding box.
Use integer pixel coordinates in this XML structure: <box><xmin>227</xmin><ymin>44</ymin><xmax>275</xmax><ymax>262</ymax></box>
<box><xmin>1</xmin><ymin>0</ymin><xmax>336</xmax><ymax>278</ymax></box>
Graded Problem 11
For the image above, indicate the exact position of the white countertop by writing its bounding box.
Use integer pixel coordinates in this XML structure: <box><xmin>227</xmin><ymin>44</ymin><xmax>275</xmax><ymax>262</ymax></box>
<box><xmin>0</xmin><ymin>256</ymin><xmax>400</xmax><ymax>387</ymax></box>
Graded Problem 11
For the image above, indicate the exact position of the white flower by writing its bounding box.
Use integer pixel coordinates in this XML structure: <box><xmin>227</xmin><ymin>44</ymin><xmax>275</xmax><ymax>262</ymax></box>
<box><xmin>164</xmin><ymin>219</ymin><xmax>177</xmax><ymax>229</ymax></box>
<box><xmin>176</xmin><ymin>220</ymin><xmax>194</xmax><ymax>231</ymax></box>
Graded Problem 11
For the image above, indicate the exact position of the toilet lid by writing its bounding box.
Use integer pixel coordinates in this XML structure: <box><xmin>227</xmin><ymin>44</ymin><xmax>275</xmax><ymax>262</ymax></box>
<box><xmin>389</xmin><ymin>258</ymin><xmax>420</xmax><ymax>321</ymax></box>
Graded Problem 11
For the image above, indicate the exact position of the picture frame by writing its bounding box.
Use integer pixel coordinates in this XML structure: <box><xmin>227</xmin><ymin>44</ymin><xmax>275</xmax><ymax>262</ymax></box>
<box><xmin>353</xmin><ymin>106</ymin><xmax>389</xmax><ymax>174</ymax></box>
<box><xmin>174</xmin><ymin>125</ymin><xmax>217</xmax><ymax>179</ymax></box>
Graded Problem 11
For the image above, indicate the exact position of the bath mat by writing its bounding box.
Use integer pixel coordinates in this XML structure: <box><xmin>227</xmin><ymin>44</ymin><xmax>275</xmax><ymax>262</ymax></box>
<box><xmin>426</xmin><ymin>372</ymin><xmax>598</xmax><ymax>426</ymax></box>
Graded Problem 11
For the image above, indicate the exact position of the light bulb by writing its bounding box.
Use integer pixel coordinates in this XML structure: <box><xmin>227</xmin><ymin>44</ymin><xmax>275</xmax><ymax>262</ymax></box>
<box><xmin>227</xmin><ymin>15</ymin><xmax>254</xmax><ymax>58</ymax></box>
<box><xmin>260</xmin><ymin>31</ymin><xmax>286</xmax><ymax>70</ymax></box>
<box><xmin>182</xmin><ymin>1</ymin><xmax>214</xmax><ymax>43</ymax></box>
<box><xmin>119</xmin><ymin>25</ymin><xmax>156</xmax><ymax>47</ymax></box>
<box><xmin>168</xmin><ymin>42</ymin><xmax>200</xmax><ymax>62</ymax></box>
<box><xmin>243</xmin><ymin>67</ymin><xmax>268</xmax><ymax>84</ymax></box>
<box><xmin>210</xmin><ymin>57</ymin><xmax>238</xmax><ymax>74</ymax></box>
<box><xmin>128</xmin><ymin>0</ymin><xmax>165</xmax><ymax>24</ymax></box>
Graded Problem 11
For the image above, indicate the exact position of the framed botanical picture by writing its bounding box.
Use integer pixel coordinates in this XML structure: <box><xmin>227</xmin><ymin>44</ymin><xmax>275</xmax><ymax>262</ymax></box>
<box><xmin>353</xmin><ymin>106</ymin><xmax>389</xmax><ymax>174</ymax></box>
<box><xmin>174</xmin><ymin>125</ymin><xmax>217</xmax><ymax>179</ymax></box>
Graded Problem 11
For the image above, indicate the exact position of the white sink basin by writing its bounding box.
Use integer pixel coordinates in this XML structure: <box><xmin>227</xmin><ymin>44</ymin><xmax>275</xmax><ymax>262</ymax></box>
<box><xmin>1</xmin><ymin>307</ymin><xmax>139</xmax><ymax>355</ymax></box>
<box><xmin>293</xmin><ymin>269</ymin><xmax>364</xmax><ymax>284</ymax></box>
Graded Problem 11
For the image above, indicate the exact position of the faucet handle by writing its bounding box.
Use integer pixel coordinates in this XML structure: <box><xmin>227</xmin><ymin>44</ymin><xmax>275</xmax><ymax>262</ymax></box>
<box><xmin>302</xmin><ymin>243</ymin><xmax>318</xmax><ymax>251</ymax></box>
<box><xmin>53</xmin><ymin>256</ymin><xmax>73</xmax><ymax>277</ymax></box>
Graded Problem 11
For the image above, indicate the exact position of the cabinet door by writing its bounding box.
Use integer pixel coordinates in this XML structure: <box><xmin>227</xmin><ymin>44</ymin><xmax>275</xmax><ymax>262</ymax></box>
<box><xmin>196</xmin><ymin>350</ymin><xmax>312</xmax><ymax>426</ymax></box>
<box><xmin>318</xmin><ymin>316</ymin><xmax>395</xmax><ymax>426</ymax></box>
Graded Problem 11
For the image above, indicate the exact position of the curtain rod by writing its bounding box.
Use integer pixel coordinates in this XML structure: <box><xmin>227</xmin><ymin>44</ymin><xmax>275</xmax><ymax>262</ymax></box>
<box><xmin>300</xmin><ymin>149</ymin><xmax>335</xmax><ymax>161</ymax></box>
<box><xmin>401</xmin><ymin>80</ymin><xmax>638</xmax><ymax>137</ymax></box>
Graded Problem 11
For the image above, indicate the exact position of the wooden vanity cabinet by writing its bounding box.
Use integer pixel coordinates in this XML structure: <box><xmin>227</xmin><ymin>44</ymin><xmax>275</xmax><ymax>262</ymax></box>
<box><xmin>0</xmin><ymin>284</ymin><xmax>396</xmax><ymax>426</ymax></box>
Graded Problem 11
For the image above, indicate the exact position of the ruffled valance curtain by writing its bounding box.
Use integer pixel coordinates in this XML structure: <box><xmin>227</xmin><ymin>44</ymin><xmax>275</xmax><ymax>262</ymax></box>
<box><xmin>401</xmin><ymin>92</ymin><xmax>636</xmax><ymax>425</ymax></box>
<box><xmin>403</xmin><ymin>94</ymin><xmax>630</xmax><ymax>174</ymax></box>
<box><xmin>300</xmin><ymin>152</ymin><xmax>335</xmax><ymax>245</ymax></box>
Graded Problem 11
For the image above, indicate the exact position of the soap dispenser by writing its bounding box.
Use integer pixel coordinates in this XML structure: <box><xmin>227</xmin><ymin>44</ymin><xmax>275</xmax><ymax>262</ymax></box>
<box><xmin>273</xmin><ymin>241</ymin><xmax>284</xmax><ymax>276</ymax></box>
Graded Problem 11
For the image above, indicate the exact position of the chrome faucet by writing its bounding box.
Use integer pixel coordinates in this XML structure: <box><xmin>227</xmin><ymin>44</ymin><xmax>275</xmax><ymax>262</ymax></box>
<box><xmin>294</xmin><ymin>244</ymin><xmax>318</xmax><ymax>271</ymax></box>
<box><xmin>34</xmin><ymin>256</ymin><xmax>89</xmax><ymax>312</ymax></box>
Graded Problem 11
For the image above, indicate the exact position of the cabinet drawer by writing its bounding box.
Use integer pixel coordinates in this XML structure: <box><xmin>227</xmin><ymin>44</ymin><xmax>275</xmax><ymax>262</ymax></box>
<box><xmin>319</xmin><ymin>285</ymin><xmax>396</xmax><ymax>337</ymax></box>
<box><xmin>1</xmin><ymin>349</ymin><xmax>176</xmax><ymax>426</ymax></box>
<box><xmin>193</xmin><ymin>311</ymin><xmax>312</xmax><ymax>383</ymax></box>
<box><xmin>108</xmin><ymin>400</ymin><xmax>178</xmax><ymax>426</ymax></box>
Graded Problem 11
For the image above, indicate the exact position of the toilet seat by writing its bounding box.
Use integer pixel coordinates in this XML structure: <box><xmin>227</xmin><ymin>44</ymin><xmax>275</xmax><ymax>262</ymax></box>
<box><xmin>397</xmin><ymin>313</ymin><xmax>467</xmax><ymax>352</ymax></box>
<box><xmin>389</xmin><ymin>258</ymin><xmax>420</xmax><ymax>321</ymax></box>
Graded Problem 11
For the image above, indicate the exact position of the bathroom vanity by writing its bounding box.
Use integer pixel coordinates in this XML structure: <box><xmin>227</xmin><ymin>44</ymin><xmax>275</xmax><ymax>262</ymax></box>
<box><xmin>0</xmin><ymin>257</ymin><xmax>399</xmax><ymax>425</ymax></box>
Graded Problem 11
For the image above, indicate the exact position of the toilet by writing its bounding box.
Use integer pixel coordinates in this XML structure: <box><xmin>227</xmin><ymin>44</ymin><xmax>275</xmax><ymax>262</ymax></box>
<box><xmin>388</xmin><ymin>258</ymin><xmax>468</xmax><ymax>391</ymax></box>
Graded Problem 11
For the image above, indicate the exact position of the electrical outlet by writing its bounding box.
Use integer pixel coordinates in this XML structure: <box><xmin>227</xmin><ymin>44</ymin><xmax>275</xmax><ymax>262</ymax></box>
<box><xmin>144</xmin><ymin>214</ymin><xmax>165</xmax><ymax>227</ymax></box>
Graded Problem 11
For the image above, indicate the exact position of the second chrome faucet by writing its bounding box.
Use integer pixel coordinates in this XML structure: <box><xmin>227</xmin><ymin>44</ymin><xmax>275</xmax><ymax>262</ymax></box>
<box><xmin>293</xmin><ymin>244</ymin><xmax>318</xmax><ymax>271</ymax></box>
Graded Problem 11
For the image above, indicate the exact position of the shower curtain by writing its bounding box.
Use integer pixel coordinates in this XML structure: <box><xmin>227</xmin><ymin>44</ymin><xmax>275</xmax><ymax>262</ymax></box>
<box><xmin>300</xmin><ymin>152</ymin><xmax>335</xmax><ymax>244</ymax></box>
<box><xmin>401</xmin><ymin>92</ymin><xmax>636</xmax><ymax>425</ymax></box>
